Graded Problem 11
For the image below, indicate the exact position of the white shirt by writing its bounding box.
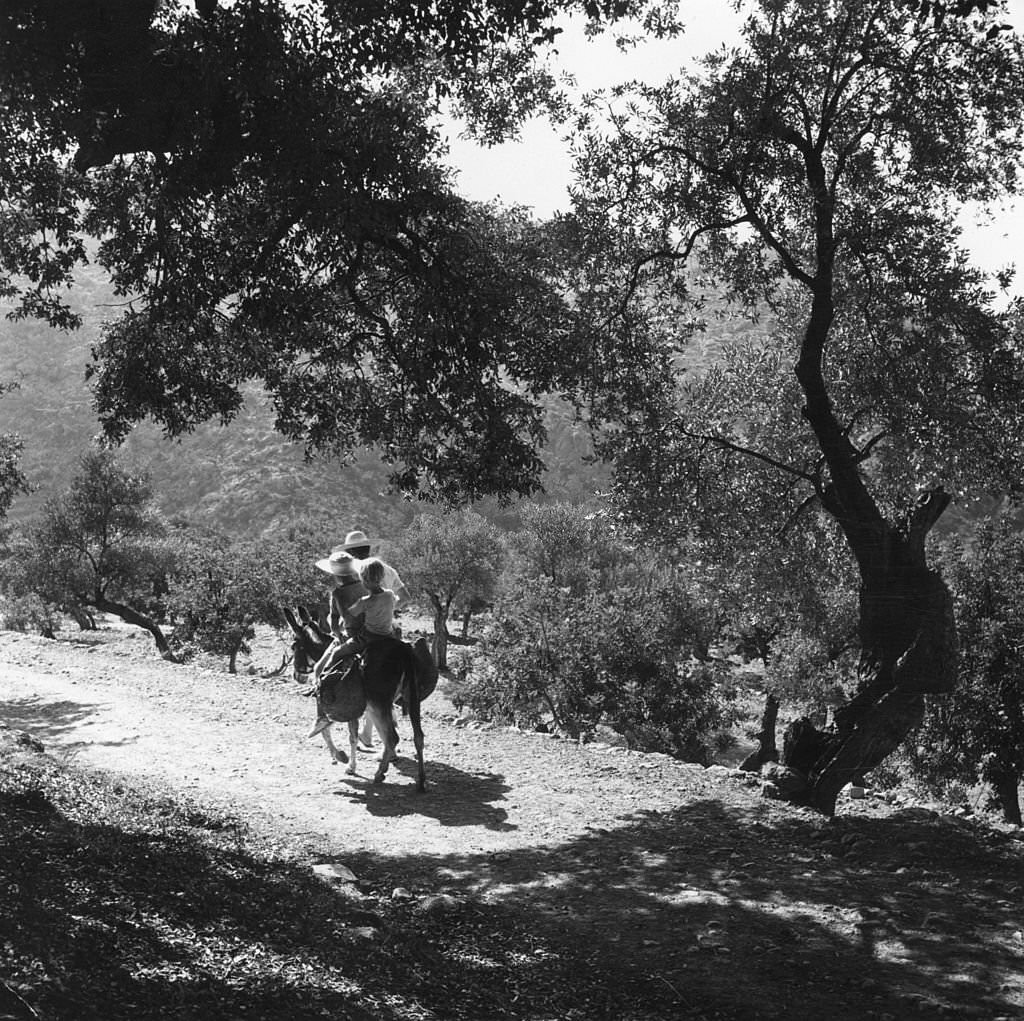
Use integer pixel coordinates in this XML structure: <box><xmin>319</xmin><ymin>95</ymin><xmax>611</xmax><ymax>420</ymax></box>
<box><xmin>349</xmin><ymin>589</ymin><xmax>396</xmax><ymax>637</ymax></box>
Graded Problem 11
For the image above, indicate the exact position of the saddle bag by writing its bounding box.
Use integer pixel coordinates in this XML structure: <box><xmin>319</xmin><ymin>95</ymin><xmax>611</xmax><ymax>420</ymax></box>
<box><xmin>317</xmin><ymin>663</ymin><xmax>367</xmax><ymax>722</ymax></box>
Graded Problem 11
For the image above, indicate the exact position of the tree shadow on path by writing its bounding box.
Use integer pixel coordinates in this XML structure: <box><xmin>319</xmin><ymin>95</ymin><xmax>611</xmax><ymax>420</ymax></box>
<box><xmin>4</xmin><ymin>714</ymin><xmax>1022</xmax><ymax>1021</ymax></box>
<box><xmin>0</xmin><ymin>694</ymin><xmax>137</xmax><ymax>751</ymax></box>
<box><xmin>340</xmin><ymin>795</ymin><xmax>1024</xmax><ymax>1021</ymax></box>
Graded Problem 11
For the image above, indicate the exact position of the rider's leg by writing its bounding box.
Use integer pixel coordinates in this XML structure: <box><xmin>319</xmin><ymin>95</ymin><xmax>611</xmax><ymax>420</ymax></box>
<box><xmin>359</xmin><ymin>715</ymin><xmax>374</xmax><ymax>748</ymax></box>
<box><xmin>311</xmin><ymin>637</ymin><xmax>358</xmax><ymax>694</ymax></box>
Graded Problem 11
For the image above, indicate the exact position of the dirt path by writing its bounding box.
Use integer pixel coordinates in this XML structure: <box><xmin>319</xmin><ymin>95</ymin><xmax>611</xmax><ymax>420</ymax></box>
<box><xmin>2</xmin><ymin>624</ymin><xmax>1024</xmax><ymax>1020</ymax></box>
<box><xmin>0</xmin><ymin>626</ymin><xmax>725</xmax><ymax>870</ymax></box>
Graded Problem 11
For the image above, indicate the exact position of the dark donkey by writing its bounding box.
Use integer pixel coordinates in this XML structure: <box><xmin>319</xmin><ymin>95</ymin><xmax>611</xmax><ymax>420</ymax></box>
<box><xmin>283</xmin><ymin>607</ymin><xmax>435</xmax><ymax>792</ymax></box>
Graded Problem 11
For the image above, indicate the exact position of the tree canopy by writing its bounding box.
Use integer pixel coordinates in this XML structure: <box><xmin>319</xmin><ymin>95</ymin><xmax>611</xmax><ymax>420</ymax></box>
<box><xmin>0</xmin><ymin>0</ymin><xmax>652</xmax><ymax>503</ymax></box>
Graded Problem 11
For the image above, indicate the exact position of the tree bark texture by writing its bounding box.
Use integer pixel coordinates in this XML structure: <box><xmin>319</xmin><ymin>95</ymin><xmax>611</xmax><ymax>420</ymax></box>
<box><xmin>991</xmin><ymin>766</ymin><xmax>1023</xmax><ymax>827</ymax></box>
<box><xmin>784</xmin><ymin>263</ymin><xmax>957</xmax><ymax>813</ymax></box>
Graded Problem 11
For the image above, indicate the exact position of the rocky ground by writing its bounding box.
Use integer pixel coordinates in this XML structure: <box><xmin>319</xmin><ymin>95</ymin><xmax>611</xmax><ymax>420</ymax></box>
<box><xmin>1</xmin><ymin>621</ymin><xmax>1023</xmax><ymax>1020</ymax></box>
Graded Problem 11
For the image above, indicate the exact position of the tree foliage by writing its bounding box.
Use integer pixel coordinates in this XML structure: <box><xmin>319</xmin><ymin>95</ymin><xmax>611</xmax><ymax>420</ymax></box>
<box><xmin>459</xmin><ymin>575</ymin><xmax>731</xmax><ymax>760</ymax></box>
<box><xmin>0</xmin><ymin>590</ymin><xmax>61</xmax><ymax>638</ymax></box>
<box><xmin>166</xmin><ymin>525</ymin><xmax>325</xmax><ymax>671</ymax></box>
<box><xmin>576</xmin><ymin>0</ymin><xmax>1024</xmax><ymax>527</ymax></box>
<box><xmin>512</xmin><ymin>502</ymin><xmax>623</xmax><ymax>596</ymax></box>
<box><xmin>452</xmin><ymin>504</ymin><xmax>731</xmax><ymax>759</ymax></box>
<box><xmin>0</xmin><ymin>383</ymin><xmax>29</xmax><ymax>521</ymax></box>
<box><xmin>390</xmin><ymin>510</ymin><xmax>506</xmax><ymax>668</ymax></box>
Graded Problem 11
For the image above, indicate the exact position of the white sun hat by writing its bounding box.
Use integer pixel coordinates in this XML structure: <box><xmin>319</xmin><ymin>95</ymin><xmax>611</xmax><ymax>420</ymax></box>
<box><xmin>315</xmin><ymin>549</ymin><xmax>360</xmax><ymax>577</ymax></box>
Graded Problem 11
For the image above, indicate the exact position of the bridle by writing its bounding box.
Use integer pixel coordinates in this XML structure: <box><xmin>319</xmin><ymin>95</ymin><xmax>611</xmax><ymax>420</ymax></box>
<box><xmin>290</xmin><ymin>624</ymin><xmax>331</xmax><ymax>681</ymax></box>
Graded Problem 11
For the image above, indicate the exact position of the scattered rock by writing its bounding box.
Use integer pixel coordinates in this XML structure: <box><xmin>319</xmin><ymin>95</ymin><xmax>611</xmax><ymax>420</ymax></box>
<box><xmin>938</xmin><ymin>814</ymin><xmax>971</xmax><ymax>829</ymax></box>
<box><xmin>339</xmin><ymin>926</ymin><xmax>379</xmax><ymax>941</ymax></box>
<box><xmin>893</xmin><ymin>807</ymin><xmax>940</xmax><ymax>823</ymax></box>
<box><xmin>312</xmin><ymin>863</ymin><xmax>358</xmax><ymax>884</ymax></box>
<box><xmin>416</xmin><ymin>893</ymin><xmax>462</xmax><ymax>916</ymax></box>
<box><xmin>391</xmin><ymin>887</ymin><xmax>415</xmax><ymax>901</ymax></box>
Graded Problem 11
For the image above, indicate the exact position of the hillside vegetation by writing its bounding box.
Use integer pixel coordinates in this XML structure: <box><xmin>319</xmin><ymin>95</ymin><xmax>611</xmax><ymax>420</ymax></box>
<box><xmin>3</xmin><ymin>264</ymin><xmax>1012</xmax><ymax>541</ymax></box>
<box><xmin>0</xmin><ymin>267</ymin><xmax>620</xmax><ymax>537</ymax></box>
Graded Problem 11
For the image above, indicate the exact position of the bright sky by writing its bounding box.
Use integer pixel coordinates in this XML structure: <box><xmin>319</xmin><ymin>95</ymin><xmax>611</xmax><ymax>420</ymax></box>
<box><xmin>444</xmin><ymin>0</ymin><xmax>1024</xmax><ymax>297</ymax></box>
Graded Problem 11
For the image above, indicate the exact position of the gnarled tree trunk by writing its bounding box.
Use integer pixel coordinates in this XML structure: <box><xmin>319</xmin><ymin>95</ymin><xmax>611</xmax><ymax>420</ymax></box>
<box><xmin>740</xmin><ymin>691</ymin><xmax>780</xmax><ymax>772</ymax></box>
<box><xmin>782</xmin><ymin>497</ymin><xmax>955</xmax><ymax>815</ymax></box>
<box><xmin>781</xmin><ymin>263</ymin><xmax>958</xmax><ymax>815</ymax></box>
<box><xmin>92</xmin><ymin>595</ymin><xmax>176</xmax><ymax>661</ymax></box>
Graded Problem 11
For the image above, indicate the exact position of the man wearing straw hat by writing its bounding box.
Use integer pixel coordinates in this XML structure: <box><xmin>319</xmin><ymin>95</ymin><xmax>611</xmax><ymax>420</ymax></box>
<box><xmin>336</xmin><ymin>529</ymin><xmax>410</xmax><ymax>606</ymax></box>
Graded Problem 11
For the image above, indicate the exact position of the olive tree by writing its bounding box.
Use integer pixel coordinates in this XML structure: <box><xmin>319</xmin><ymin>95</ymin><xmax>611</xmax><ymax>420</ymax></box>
<box><xmin>165</xmin><ymin>525</ymin><xmax>327</xmax><ymax>672</ymax></box>
<box><xmin>0</xmin><ymin>383</ymin><xmax>28</xmax><ymax>520</ymax></box>
<box><xmin>570</xmin><ymin>0</ymin><xmax>1024</xmax><ymax>813</ymax></box>
<box><xmin>21</xmin><ymin>449</ymin><xmax>175</xmax><ymax>655</ymax></box>
<box><xmin>391</xmin><ymin>511</ymin><xmax>506</xmax><ymax>669</ymax></box>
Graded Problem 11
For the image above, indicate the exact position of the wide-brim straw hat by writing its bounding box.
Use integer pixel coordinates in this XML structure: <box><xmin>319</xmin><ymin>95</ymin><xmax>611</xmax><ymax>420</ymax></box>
<box><xmin>315</xmin><ymin>550</ymin><xmax>360</xmax><ymax>577</ymax></box>
<box><xmin>341</xmin><ymin>529</ymin><xmax>371</xmax><ymax>551</ymax></box>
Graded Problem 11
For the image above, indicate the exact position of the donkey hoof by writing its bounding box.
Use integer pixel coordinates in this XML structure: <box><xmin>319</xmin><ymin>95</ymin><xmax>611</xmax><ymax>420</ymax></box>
<box><xmin>346</xmin><ymin>765</ymin><xmax>357</xmax><ymax>776</ymax></box>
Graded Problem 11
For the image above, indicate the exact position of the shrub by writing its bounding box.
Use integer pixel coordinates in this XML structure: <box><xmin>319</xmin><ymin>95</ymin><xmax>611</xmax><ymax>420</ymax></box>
<box><xmin>906</xmin><ymin>520</ymin><xmax>1024</xmax><ymax>824</ymax></box>
<box><xmin>0</xmin><ymin>593</ymin><xmax>61</xmax><ymax>637</ymax></box>
<box><xmin>454</xmin><ymin>574</ymin><xmax>734</xmax><ymax>763</ymax></box>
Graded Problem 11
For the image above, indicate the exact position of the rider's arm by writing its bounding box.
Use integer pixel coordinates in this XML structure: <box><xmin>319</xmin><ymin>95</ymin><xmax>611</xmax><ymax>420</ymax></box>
<box><xmin>329</xmin><ymin>589</ymin><xmax>344</xmax><ymax>638</ymax></box>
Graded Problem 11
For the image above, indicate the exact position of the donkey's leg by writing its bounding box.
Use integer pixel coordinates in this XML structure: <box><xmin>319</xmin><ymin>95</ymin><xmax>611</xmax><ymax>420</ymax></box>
<box><xmin>345</xmin><ymin>719</ymin><xmax>359</xmax><ymax>776</ymax></box>
<box><xmin>370</xmin><ymin>705</ymin><xmax>400</xmax><ymax>785</ymax></box>
<box><xmin>319</xmin><ymin>723</ymin><xmax>348</xmax><ymax>764</ymax></box>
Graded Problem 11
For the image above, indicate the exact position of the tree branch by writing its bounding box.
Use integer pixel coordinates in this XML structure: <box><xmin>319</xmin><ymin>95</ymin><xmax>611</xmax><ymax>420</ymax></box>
<box><xmin>680</xmin><ymin>427</ymin><xmax>817</xmax><ymax>482</ymax></box>
<box><xmin>853</xmin><ymin>429</ymin><xmax>890</xmax><ymax>463</ymax></box>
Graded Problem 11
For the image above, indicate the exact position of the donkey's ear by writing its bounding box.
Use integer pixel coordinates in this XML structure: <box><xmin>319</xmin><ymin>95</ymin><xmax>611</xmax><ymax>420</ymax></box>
<box><xmin>297</xmin><ymin>605</ymin><xmax>313</xmax><ymax>625</ymax></box>
<box><xmin>282</xmin><ymin>607</ymin><xmax>300</xmax><ymax>633</ymax></box>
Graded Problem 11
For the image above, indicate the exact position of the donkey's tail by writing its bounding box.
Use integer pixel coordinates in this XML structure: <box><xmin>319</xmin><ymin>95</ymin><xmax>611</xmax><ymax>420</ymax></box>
<box><xmin>398</xmin><ymin>643</ymin><xmax>417</xmax><ymax>717</ymax></box>
<box><xmin>410</xmin><ymin>637</ymin><xmax>438</xmax><ymax>701</ymax></box>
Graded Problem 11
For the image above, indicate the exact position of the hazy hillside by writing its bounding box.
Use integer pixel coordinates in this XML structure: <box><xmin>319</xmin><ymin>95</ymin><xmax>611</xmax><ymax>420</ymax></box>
<box><xmin>0</xmin><ymin>271</ymin><xmax>609</xmax><ymax>539</ymax></box>
<box><xmin>5</xmin><ymin>267</ymin><xmax>1009</xmax><ymax>543</ymax></box>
